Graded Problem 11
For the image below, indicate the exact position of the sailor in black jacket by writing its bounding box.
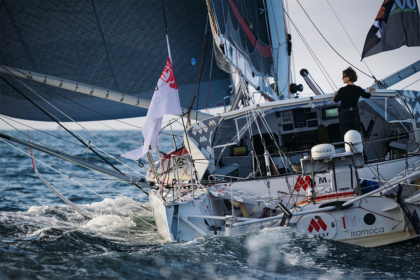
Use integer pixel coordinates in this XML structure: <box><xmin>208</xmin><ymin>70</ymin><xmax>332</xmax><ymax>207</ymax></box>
<box><xmin>334</xmin><ymin>67</ymin><xmax>376</xmax><ymax>139</ymax></box>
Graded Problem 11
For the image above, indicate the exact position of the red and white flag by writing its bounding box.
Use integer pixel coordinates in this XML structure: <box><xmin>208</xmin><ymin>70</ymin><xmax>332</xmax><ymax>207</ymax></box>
<box><xmin>121</xmin><ymin>35</ymin><xmax>182</xmax><ymax>160</ymax></box>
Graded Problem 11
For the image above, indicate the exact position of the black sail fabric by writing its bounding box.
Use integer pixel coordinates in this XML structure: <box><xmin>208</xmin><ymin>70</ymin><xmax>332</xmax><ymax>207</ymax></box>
<box><xmin>0</xmin><ymin>0</ymin><xmax>231</xmax><ymax>122</ymax></box>
<box><xmin>362</xmin><ymin>0</ymin><xmax>420</xmax><ymax>59</ymax></box>
<box><xmin>210</xmin><ymin>0</ymin><xmax>274</xmax><ymax>77</ymax></box>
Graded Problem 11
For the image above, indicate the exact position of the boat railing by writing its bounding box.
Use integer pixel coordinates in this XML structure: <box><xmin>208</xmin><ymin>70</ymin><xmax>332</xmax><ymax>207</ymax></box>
<box><xmin>209</xmin><ymin>130</ymin><xmax>420</xmax><ymax>180</ymax></box>
<box><xmin>169</xmin><ymin>154</ymin><xmax>207</xmax><ymax>201</ymax></box>
<box><xmin>208</xmin><ymin>174</ymin><xmax>247</xmax><ymax>183</ymax></box>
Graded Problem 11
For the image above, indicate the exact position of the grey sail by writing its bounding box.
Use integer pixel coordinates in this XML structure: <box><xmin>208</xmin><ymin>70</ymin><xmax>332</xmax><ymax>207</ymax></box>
<box><xmin>208</xmin><ymin>0</ymin><xmax>289</xmax><ymax>99</ymax></box>
<box><xmin>0</xmin><ymin>0</ymin><xmax>231</xmax><ymax>122</ymax></box>
<box><xmin>210</xmin><ymin>0</ymin><xmax>274</xmax><ymax>76</ymax></box>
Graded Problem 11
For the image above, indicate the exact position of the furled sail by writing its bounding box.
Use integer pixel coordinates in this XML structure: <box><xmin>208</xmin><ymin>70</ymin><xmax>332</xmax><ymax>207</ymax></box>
<box><xmin>0</xmin><ymin>0</ymin><xmax>231</xmax><ymax>122</ymax></box>
<box><xmin>207</xmin><ymin>0</ymin><xmax>289</xmax><ymax>100</ymax></box>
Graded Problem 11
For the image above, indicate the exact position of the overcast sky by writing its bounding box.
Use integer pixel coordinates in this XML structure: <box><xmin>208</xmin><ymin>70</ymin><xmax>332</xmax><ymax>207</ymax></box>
<box><xmin>1</xmin><ymin>0</ymin><xmax>420</xmax><ymax>131</ymax></box>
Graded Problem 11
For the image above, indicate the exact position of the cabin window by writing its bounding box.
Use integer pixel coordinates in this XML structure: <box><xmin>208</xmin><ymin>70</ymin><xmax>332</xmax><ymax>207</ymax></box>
<box><xmin>364</xmin><ymin>97</ymin><xmax>411</xmax><ymax>123</ymax></box>
<box><xmin>363</xmin><ymin>97</ymin><xmax>386</xmax><ymax>119</ymax></box>
<box><xmin>212</xmin><ymin>116</ymin><xmax>250</xmax><ymax>148</ymax></box>
<box><xmin>386</xmin><ymin>98</ymin><xmax>411</xmax><ymax>122</ymax></box>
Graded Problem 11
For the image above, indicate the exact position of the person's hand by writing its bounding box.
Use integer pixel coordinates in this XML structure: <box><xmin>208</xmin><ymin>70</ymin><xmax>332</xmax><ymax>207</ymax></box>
<box><xmin>369</xmin><ymin>87</ymin><xmax>376</xmax><ymax>95</ymax></box>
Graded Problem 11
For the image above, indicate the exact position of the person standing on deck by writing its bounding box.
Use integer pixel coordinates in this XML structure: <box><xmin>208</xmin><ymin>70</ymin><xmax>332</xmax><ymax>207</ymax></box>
<box><xmin>334</xmin><ymin>67</ymin><xmax>376</xmax><ymax>139</ymax></box>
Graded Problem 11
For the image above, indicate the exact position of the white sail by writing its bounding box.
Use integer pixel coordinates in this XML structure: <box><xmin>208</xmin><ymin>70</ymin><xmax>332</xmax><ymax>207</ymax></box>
<box><xmin>265</xmin><ymin>0</ymin><xmax>290</xmax><ymax>99</ymax></box>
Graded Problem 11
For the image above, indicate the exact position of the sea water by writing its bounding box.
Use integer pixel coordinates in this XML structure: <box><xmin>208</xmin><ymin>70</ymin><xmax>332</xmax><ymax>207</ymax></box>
<box><xmin>0</xmin><ymin>130</ymin><xmax>419</xmax><ymax>279</ymax></box>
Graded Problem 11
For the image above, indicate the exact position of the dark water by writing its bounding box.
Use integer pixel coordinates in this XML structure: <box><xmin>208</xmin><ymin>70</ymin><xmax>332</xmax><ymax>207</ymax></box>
<box><xmin>1</xmin><ymin>130</ymin><xmax>419</xmax><ymax>279</ymax></box>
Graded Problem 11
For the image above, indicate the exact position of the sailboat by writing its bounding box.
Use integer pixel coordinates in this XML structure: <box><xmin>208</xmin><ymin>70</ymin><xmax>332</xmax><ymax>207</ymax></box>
<box><xmin>1</xmin><ymin>0</ymin><xmax>420</xmax><ymax>247</ymax></box>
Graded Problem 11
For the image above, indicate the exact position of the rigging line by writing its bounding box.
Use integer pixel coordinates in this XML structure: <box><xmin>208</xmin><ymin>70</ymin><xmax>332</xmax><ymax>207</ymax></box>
<box><xmin>3</xmin><ymin>64</ymin><xmax>174</xmax><ymax>136</ymax></box>
<box><xmin>196</xmin><ymin>26</ymin><xmax>210</xmax><ymax>121</ymax></box>
<box><xmin>352</xmin><ymin>145</ymin><xmax>401</xmax><ymax>195</ymax></box>
<box><xmin>295</xmin><ymin>0</ymin><xmax>374</xmax><ymax>79</ymax></box>
<box><xmin>28</xmin><ymin>147</ymin><xmax>151</xmax><ymax>212</ymax></box>
<box><xmin>402</xmin><ymin>77</ymin><xmax>420</xmax><ymax>89</ymax></box>
<box><xmin>3</xmin><ymin>64</ymin><xmax>176</xmax><ymax>138</ymax></box>
<box><xmin>206</xmin><ymin>43</ymin><xmax>214</xmax><ymax>114</ymax></box>
<box><xmin>15</xmin><ymin>77</ymin><xmax>124</xmax><ymax>154</ymax></box>
<box><xmin>0</xmin><ymin>116</ymin><xmax>120</xmax><ymax>162</ymax></box>
<box><xmin>288</xmin><ymin>13</ymin><xmax>337</xmax><ymax>91</ymax></box>
<box><xmin>159</xmin><ymin>112</ymin><xmax>186</xmax><ymax>132</ymax></box>
<box><xmin>1</xmin><ymin>129</ymin><xmax>150</xmax><ymax>197</ymax></box>
<box><xmin>160</xmin><ymin>0</ymin><xmax>198</xmax><ymax>182</ymax></box>
<box><xmin>0</xmin><ymin>117</ymin><xmax>101</xmax><ymax>162</ymax></box>
<box><xmin>287</xmin><ymin>22</ymin><xmax>336</xmax><ymax>91</ymax></box>
<box><xmin>5</xmin><ymin>76</ymin><xmax>126</xmax><ymax>160</ymax></box>
<box><xmin>0</xmin><ymin>139</ymin><xmax>162</xmax><ymax>231</ymax></box>
<box><xmin>0</xmin><ymin>114</ymin><xmax>86</xmax><ymax>149</ymax></box>
<box><xmin>286</xmin><ymin>0</ymin><xmax>297</xmax><ymax>84</ymax></box>
<box><xmin>256</xmin><ymin>106</ymin><xmax>293</xmax><ymax>168</ymax></box>
<box><xmin>0</xmin><ymin>75</ymin><xmax>122</xmax><ymax>172</ymax></box>
<box><xmin>188</xmin><ymin>15</ymin><xmax>209</xmax><ymax>125</ymax></box>
<box><xmin>27</xmin><ymin>87</ymin><xmax>143</xmax><ymax>144</ymax></box>
<box><xmin>283</xmin><ymin>11</ymin><xmax>337</xmax><ymax>91</ymax></box>
<box><xmin>326</xmin><ymin>0</ymin><xmax>375</xmax><ymax>77</ymax></box>
<box><xmin>268</xmin><ymin>0</ymin><xmax>281</xmax><ymax>47</ymax></box>
<box><xmin>2</xmin><ymin>73</ymin><xmax>147</xmax><ymax>179</ymax></box>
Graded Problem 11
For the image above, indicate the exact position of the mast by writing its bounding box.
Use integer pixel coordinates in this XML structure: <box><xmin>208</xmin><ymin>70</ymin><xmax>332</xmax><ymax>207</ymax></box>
<box><xmin>205</xmin><ymin>0</ymin><xmax>279</xmax><ymax>102</ymax></box>
<box><xmin>265</xmin><ymin>0</ymin><xmax>290</xmax><ymax>99</ymax></box>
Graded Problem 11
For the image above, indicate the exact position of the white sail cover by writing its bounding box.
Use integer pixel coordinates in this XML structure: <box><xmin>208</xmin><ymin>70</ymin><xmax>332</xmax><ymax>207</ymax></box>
<box><xmin>122</xmin><ymin>35</ymin><xmax>182</xmax><ymax>160</ymax></box>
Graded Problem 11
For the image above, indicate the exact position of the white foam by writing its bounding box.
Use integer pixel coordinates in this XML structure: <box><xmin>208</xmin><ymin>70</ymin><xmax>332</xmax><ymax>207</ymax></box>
<box><xmin>82</xmin><ymin>215</ymin><xmax>136</xmax><ymax>232</ymax></box>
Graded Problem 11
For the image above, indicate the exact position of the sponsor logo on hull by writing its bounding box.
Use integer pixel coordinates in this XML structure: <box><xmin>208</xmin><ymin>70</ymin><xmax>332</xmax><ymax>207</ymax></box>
<box><xmin>351</xmin><ymin>227</ymin><xmax>385</xmax><ymax>237</ymax></box>
<box><xmin>308</xmin><ymin>217</ymin><xmax>327</xmax><ymax>233</ymax></box>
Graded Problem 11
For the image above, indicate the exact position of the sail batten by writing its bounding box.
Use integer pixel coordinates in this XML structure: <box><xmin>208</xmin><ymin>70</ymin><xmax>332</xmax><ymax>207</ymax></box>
<box><xmin>0</xmin><ymin>0</ymin><xmax>231</xmax><ymax>122</ymax></box>
<box><xmin>0</xmin><ymin>65</ymin><xmax>212</xmax><ymax>121</ymax></box>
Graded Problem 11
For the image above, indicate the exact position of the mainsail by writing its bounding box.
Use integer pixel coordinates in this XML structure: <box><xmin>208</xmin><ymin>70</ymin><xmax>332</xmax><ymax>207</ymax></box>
<box><xmin>207</xmin><ymin>0</ymin><xmax>289</xmax><ymax>100</ymax></box>
<box><xmin>0</xmin><ymin>0</ymin><xmax>231</xmax><ymax>122</ymax></box>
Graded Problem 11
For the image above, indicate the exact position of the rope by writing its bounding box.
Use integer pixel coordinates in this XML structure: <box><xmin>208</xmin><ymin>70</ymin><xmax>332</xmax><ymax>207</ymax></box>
<box><xmin>326</xmin><ymin>0</ymin><xmax>375</xmax><ymax>77</ymax></box>
<box><xmin>402</xmin><ymin>78</ymin><xmax>420</xmax><ymax>89</ymax></box>
<box><xmin>1</xmin><ymin>130</ymin><xmax>150</xmax><ymax>196</ymax></box>
<box><xmin>1</xmin><ymin>69</ymin><xmax>147</xmax><ymax>179</ymax></box>
<box><xmin>0</xmin><ymin>138</ymin><xmax>166</xmax><ymax>232</ymax></box>
<box><xmin>0</xmin><ymin>75</ymin><xmax>122</xmax><ymax>172</ymax></box>
<box><xmin>30</xmin><ymin>146</ymin><xmax>152</xmax><ymax>212</ymax></box>
<box><xmin>3</xmin><ymin>64</ymin><xmax>178</xmax><ymax>139</ymax></box>
<box><xmin>188</xmin><ymin>15</ymin><xmax>209</xmax><ymax>125</ymax></box>
<box><xmin>0</xmin><ymin>114</ymin><xmax>86</xmax><ymax>149</ymax></box>
<box><xmin>295</xmin><ymin>0</ymin><xmax>375</xmax><ymax>79</ymax></box>
<box><xmin>283</xmin><ymin>10</ymin><xmax>337</xmax><ymax>91</ymax></box>
<box><xmin>206</xmin><ymin>44</ymin><xmax>214</xmax><ymax>114</ymax></box>
<box><xmin>397</xmin><ymin>91</ymin><xmax>420</xmax><ymax>100</ymax></box>
<box><xmin>196</xmin><ymin>23</ymin><xmax>210</xmax><ymax>121</ymax></box>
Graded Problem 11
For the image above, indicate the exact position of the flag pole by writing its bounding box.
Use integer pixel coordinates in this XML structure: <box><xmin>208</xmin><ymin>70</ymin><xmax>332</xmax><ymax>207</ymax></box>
<box><xmin>161</xmin><ymin>0</ymin><xmax>168</xmax><ymax>34</ymax></box>
<box><xmin>161</xmin><ymin>0</ymin><xmax>199</xmax><ymax>183</ymax></box>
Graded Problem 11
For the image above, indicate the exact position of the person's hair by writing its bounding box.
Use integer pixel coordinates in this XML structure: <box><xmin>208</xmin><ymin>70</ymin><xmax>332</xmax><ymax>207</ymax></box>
<box><xmin>343</xmin><ymin>67</ymin><xmax>357</xmax><ymax>82</ymax></box>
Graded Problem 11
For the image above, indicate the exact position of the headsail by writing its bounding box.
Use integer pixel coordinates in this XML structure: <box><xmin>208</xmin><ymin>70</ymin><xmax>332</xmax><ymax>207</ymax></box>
<box><xmin>0</xmin><ymin>0</ymin><xmax>231</xmax><ymax>121</ymax></box>
<box><xmin>207</xmin><ymin>0</ymin><xmax>289</xmax><ymax>100</ymax></box>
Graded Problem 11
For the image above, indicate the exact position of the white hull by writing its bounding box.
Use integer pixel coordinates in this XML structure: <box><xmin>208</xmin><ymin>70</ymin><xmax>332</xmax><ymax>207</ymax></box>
<box><xmin>290</xmin><ymin>196</ymin><xmax>420</xmax><ymax>247</ymax></box>
<box><xmin>209</xmin><ymin>155</ymin><xmax>420</xmax><ymax>209</ymax></box>
<box><xmin>149</xmin><ymin>155</ymin><xmax>420</xmax><ymax>246</ymax></box>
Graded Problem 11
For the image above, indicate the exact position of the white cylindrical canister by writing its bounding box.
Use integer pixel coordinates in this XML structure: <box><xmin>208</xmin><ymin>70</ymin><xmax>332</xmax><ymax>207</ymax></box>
<box><xmin>344</xmin><ymin>130</ymin><xmax>363</xmax><ymax>153</ymax></box>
